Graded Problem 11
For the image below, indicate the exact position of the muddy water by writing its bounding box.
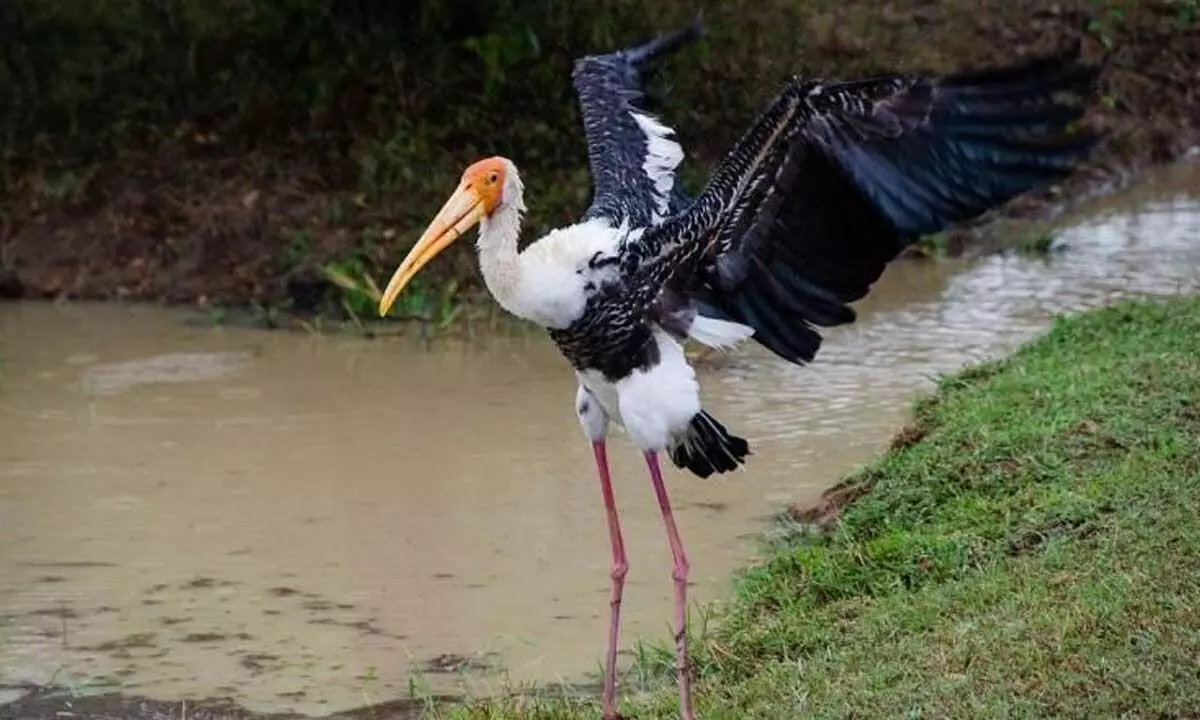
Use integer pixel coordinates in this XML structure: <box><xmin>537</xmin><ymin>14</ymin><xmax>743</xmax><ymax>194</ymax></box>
<box><xmin>2</xmin><ymin>159</ymin><xmax>1199</xmax><ymax>715</ymax></box>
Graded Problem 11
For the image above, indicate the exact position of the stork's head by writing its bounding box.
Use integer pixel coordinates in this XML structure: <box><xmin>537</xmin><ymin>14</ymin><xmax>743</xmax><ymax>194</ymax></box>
<box><xmin>377</xmin><ymin>156</ymin><xmax>522</xmax><ymax>317</ymax></box>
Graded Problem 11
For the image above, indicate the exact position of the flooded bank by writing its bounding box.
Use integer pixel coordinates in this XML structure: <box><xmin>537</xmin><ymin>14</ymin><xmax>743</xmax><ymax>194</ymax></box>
<box><xmin>2</xmin><ymin>159</ymin><xmax>1199</xmax><ymax>716</ymax></box>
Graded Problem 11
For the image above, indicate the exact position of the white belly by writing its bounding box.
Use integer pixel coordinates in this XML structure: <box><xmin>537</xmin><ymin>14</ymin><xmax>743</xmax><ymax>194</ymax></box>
<box><xmin>576</xmin><ymin>329</ymin><xmax>701</xmax><ymax>452</ymax></box>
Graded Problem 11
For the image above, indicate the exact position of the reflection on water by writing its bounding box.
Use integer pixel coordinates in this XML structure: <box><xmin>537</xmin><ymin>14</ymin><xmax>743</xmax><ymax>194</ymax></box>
<box><xmin>1</xmin><ymin>159</ymin><xmax>1198</xmax><ymax>715</ymax></box>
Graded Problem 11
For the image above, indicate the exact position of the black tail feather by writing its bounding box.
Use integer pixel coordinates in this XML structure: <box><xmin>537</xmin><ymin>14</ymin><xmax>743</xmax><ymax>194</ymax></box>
<box><xmin>669</xmin><ymin>411</ymin><xmax>751</xmax><ymax>479</ymax></box>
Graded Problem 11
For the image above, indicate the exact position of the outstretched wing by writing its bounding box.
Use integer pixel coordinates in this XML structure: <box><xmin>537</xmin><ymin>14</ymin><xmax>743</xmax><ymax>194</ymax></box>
<box><xmin>571</xmin><ymin>17</ymin><xmax>701</xmax><ymax>229</ymax></box>
<box><xmin>624</xmin><ymin>45</ymin><xmax>1101</xmax><ymax>364</ymax></box>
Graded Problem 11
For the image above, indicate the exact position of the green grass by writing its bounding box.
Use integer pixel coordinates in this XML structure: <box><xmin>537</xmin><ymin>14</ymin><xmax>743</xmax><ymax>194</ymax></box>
<box><xmin>1013</xmin><ymin>230</ymin><xmax>1058</xmax><ymax>256</ymax></box>
<box><xmin>431</xmin><ymin>295</ymin><xmax>1200</xmax><ymax>718</ymax></box>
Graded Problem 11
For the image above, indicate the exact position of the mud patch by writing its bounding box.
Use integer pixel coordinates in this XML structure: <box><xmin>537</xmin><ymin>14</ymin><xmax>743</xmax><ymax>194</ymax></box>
<box><xmin>16</xmin><ymin>561</ymin><xmax>118</xmax><ymax>569</ymax></box>
<box><xmin>180</xmin><ymin>578</ymin><xmax>238</xmax><ymax>590</ymax></box>
<box><xmin>304</xmin><ymin>618</ymin><xmax>399</xmax><ymax>639</ymax></box>
<box><xmin>420</xmin><ymin>653</ymin><xmax>495</xmax><ymax>675</ymax></box>
<box><xmin>82</xmin><ymin>633</ymin><xmax>159</xmax><ymax>653</ymax></box>
<box><xmin>179</xmin><ymin>633</ymin><xmax>227</xmax><ymax>644</ymax></box>
<box><xmin>26</xmin><ymin>608</ymin><xmax>79</xmax><ymax>619</ymax></box>
<box><xmin>786</xmin><ymin>477</ymin><xmax>876</xmax><ymax>535</ymax></box>
<box><xmin>239</xmin><ymin>653</ymin><xmax>281</xmax><ymax>674</ymax></box>
<box><xmin>888</xmin><ymin>424</ymin><xmax>928</xmax><ymax>451</ymax></box>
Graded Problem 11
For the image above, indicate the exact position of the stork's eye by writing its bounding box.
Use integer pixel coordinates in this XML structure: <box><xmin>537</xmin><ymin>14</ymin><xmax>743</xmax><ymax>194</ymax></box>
<box><xmin>488</xmin><ymin>172</ymin><xmax>500</xmax><ymax>184</ymax></box>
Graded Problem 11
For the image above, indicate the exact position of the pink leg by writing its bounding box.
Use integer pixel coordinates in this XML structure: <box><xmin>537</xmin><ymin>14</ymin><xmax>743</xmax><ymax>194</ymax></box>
<box><xmin>644</xmin><ymin>450</ymin><xmax>694</xmax><ymax>720</ymax></box>
<box><xmin>593</xmin><ymin>441</ymin><xmax>627</xmax><ymax>720</ymax></box>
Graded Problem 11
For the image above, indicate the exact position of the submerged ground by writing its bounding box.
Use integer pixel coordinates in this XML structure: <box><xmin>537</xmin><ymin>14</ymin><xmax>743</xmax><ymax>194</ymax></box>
<box><xmin>9</xmin><ymin>284</ymin><xmax>1200</xmax><ymax>719</ymax></box>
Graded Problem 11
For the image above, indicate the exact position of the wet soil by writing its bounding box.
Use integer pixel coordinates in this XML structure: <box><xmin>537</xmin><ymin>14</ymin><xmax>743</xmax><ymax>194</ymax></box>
<box><xmin>0</xmin><ymin>0</ymin><xmax>1197</xmax><ymax>317</ymax></box>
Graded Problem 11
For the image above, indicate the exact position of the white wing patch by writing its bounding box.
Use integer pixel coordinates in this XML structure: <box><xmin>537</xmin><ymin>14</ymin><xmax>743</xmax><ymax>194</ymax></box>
<box><xmin>687</xmin><ymin>315</ymin><xmax>756</xmax><ymax>349</ymax></box>
<box><xmin>630</xmin><ymin>111</ymin><xmax>684</xmax><ymax>223</ymax></box>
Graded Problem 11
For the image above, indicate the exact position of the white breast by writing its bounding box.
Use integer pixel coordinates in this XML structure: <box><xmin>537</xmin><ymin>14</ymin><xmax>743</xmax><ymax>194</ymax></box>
<box><xmin>513</xmin><ymin>219</ymin><xmax>625</xmax><ymax>329</ymax></box>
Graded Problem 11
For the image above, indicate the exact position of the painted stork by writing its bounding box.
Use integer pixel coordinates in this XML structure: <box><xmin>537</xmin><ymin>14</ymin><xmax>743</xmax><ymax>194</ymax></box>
<box><xmin>377</xmin><ymin>17</ymin><xmax>1098</xmax><ymax>720</ymax></box>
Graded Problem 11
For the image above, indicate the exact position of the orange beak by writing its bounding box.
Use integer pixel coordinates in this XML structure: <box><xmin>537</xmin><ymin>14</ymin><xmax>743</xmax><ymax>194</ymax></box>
<box><xmin>377</xmin><ymin>183</ymin><xmax>486</xmax><ymax>317</ymax></box>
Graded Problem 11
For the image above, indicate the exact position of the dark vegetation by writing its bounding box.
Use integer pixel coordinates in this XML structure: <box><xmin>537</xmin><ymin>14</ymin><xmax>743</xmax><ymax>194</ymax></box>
<box><xmin>1</xmin><ymin>0</ymin><xmax>1197</xmax><ymax>328</ymax></box>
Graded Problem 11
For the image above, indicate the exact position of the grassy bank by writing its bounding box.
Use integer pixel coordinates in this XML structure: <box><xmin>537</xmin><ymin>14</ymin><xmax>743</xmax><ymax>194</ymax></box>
<box><xmin>1</xmin><ymin>0</ymin><xmax>1197</xmax><ymax>324</ymax></box>
<box><xmin>426</xmin><ymin>294</ymin><xmax>1200</xmax><ymax>718</ymax></box>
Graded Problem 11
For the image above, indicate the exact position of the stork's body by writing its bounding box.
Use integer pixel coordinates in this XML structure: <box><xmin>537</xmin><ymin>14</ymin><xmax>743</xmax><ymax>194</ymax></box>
<box><xmin>378</xmin><ymin>17</ymin><xmax>1100</xmax><ymax>719</ymax></box>
<box><xmin>476</xmin><ymin>209</ymin><xmax>720</xmax><ymax>451</ymax></box>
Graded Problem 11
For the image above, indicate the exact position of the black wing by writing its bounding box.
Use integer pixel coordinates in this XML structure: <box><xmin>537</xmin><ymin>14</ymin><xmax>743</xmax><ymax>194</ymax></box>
<box><xmin>624</xmin><ymin>44</ymin><xmax>1101</xmax><ymax>365</ymax></box>
<box><xmin>571</xmin><ymin>16</ymin><xmax>702</xmax><ymax>229</ymax></box>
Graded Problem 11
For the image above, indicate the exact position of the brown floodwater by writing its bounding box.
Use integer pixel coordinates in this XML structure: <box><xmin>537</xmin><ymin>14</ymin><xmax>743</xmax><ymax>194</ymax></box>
<box><xmin>2</xmin><ymin>158</ymin><xmax>1199</xmax><ymax>715</ymax></box>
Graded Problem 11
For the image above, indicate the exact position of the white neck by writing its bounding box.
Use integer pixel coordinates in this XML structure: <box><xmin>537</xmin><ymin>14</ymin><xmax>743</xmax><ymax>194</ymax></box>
<box><xmin>476</xmin><ymin>194</ymin><xmax>527</xmax><ymax>320</ymax></box>
<box><xmin>473</xmin><ymin>163</ymin><xmax>601</xmax><ymax>330</ymax></box>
